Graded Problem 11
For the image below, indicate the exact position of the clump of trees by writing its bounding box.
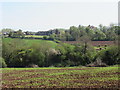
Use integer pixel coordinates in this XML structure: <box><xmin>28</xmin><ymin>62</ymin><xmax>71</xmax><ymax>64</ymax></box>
<box><xmin>2</xmin><ymin>38</ymin><xmax>119</xmax><ymax>68</ymax></box>
<box><xmin>9</xmin><ymin>29</ymin><xmax>25</xmax><ymax>38</ymax></box>
<box><xmin>48</xmin><ymin>24</ymin><xmax>119</xmax><ymax>41</ymax></box>
<box><xmin>1</xmin><ymin>29</ymin><xmax>25</xmax><ymax>38</ymax></box>
<box><xmin>61</xmin><ymin>24</ymin><xmax>119</xmax><ymax>41</ymax></box>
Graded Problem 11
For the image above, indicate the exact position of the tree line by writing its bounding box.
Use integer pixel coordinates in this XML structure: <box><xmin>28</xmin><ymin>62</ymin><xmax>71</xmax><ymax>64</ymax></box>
<box><xmin>1</xmin><ymin>38</ymin><xmax>119</xmax><ymax>68</ymax></box>
<box><xmin>1</xmin><ymin>24</ymin><xmax>120</xmax><ymax>41</ymax></box>
<box><xmin>49</xmin><ymin>24</ymin><xmax>120</xmax><ymax>41</ymax></box>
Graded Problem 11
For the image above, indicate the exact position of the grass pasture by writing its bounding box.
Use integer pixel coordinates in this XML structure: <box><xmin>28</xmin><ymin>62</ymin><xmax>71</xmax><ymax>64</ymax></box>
<box><xmin>2</xmin><ymin>38</ymin><xmax>58</xmax><ymax>49</ymax></box>
<box><xmin>25</xmin><ymin>35</ymin><xmax>44</xmax><ymax>38</ymax></box>
<box><xmin>2</xmin><ymin>66</ymin><xmax>119</xmax><ymax>88</ymax></box>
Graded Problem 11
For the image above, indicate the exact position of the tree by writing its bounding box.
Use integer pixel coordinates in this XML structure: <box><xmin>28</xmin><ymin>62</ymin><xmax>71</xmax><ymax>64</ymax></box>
<box><xmin>1</xmin><ymin>28</ymin><xmax>13</xmax><ymax>35</ymax></box>
<box><xmin>16</xmin><ymin>29</ymin><xmax>25</xmax><ymax>38</ymax></box>
<box><xmin>93</xmin><ymin>29</ymin><xmax>106</xmax><ymax>40</ymax></box>
<box><xmin>85</xmin><ymin>27</ymin><xmax>94</xmax><ymax>39</ymax></box>
<box><xmin>8</xmin><ymin>29</ymin><xmax>25</xmax><ymax>38</ymax></box>
<box><xmin>65</xmin><ymin>31</ymin><xmax>72</xmax><ymax>41</ymax></box>
<box><xmin>69</xmin><ymin>26</ymin><xmax>80</xmax><ymax>41</ymax></box>
<box><xmin>49</xmin><ymin>34</ymin><xmax>56</xmax><ymax>40</ymax></box>
<box><xmin>78</xmin><ymin>35</ymin><xmax>91</xmax><ymax>54</ymax></box>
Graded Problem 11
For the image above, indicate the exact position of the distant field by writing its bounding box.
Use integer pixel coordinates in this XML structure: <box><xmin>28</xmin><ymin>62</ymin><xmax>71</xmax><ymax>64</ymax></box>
<box><xmin>25</xmin><ymin>35</ymin><xmax>44</xmax><ymax>38</ymax></box>
<box><xmin>2</xmin><ymin>38</ymin><xmax>58</xmax><ymax>48</ymax></box>
<box><xmin>2</xmin><ymin>66</ymin><xmax>119</xmax><ymax>88</ymax></box>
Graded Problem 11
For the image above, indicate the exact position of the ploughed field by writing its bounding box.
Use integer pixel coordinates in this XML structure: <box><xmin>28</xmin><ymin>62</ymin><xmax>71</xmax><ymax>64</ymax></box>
<box><xmin>2</xmin><ymin>66</ymin><xmax>119</xmax><ymax>88</ymax></box>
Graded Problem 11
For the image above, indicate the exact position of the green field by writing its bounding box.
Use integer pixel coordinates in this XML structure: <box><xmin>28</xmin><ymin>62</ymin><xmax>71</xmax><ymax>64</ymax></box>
<box><xmin>2</xmin><ymin>38</ymin><xmax>58</xmax><ymax>48</ymax></box>
<box><xmin>25</xmin><ymin>35</ymin><xmax>44</xmax><ymax>38</ymax></box>
<box><xmin>2</xmin><ymin>66</ymin><xmax>119</xmax><ymax>88</ymax></box>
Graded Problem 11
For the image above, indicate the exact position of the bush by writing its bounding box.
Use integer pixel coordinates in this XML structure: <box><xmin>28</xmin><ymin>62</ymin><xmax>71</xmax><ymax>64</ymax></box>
<box><xmin>43</xmin><ymin>36</ymin><xmax>48</xmax><ymax>40</ymax></box>
<box><xmin>2</xmin><ymin>39</ymin><xmax>53</xmax><ymax>67</ymax></box>
<box><xmin>86</xmin><ymin>57</ymin><xmax>107</xmax><ymax>67</ymax></box>
<box><xmin>73</xmin><ymin>44</ymin><xmax>96</xmax><ymax>66</ymax></box>
<box><xmin>2</xmin><ymin>39</ymin><xmax>29</xmax><ymax>67</ymax></box>
<box><xmin>98</xmin><ymin>45</ymin><xmax>119</xmax><ymax>65</ymax></box>
<box><xmin>0</xmin><ymin>57</ymin><xmax>7</xmax><ymax>68</ymax></box>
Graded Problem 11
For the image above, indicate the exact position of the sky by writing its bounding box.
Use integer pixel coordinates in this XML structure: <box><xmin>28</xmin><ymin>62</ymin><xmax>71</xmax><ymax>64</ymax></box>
<box><xmin>0</xmin><ymin>0</ymin><xmax>119</xmax><ymax>32</ymax></box>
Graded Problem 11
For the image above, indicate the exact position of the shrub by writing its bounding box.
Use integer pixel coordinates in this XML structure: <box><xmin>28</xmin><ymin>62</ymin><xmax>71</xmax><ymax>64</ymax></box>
<box><xmin>98</xmin><ymin>45</ymin><xmax>119</xmax><ymax>65</ymax></box>
<box><xmin>86</xmin><ymin>57</ymin><xmax>107</xmax><ymax>67</ymax></box>
<box><xmin>0</xmin><ymin>57</ymin><xmax>7</xmax><ymax>68</ymax></box>
<box><xmin>43</xmin><ymin>36</ymin><xmax>48</xmax><ymax>40</ymax></box>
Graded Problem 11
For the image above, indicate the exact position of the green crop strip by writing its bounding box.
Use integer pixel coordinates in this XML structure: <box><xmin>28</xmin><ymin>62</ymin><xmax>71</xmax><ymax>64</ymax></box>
<box><xmin>2</xmin><ymin>66</ymin><xmax>119</xmax><ymax>88</ymax></box>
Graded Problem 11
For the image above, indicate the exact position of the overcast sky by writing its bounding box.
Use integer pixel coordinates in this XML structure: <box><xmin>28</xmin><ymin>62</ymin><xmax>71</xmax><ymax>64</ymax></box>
<box><xmin>0</xmin><ymin>0</ymin><xmax>118</xmax><ymax>31</ymax></box>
